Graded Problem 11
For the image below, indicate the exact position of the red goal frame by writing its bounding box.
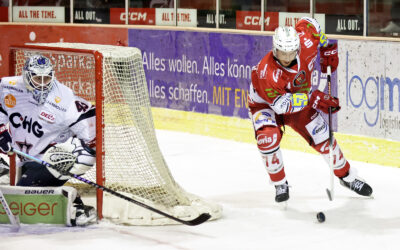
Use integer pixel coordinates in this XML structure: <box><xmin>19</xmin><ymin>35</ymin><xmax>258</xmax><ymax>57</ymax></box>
<box><xmin>9</xmin><ymin>45</ymin><xmax>106</xmax><ymax>219</ymax></box>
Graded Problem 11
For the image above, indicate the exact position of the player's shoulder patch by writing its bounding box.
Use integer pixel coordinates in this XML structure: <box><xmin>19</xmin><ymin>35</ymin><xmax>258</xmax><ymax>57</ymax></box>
<box><xmin>299</xmin><ymin>17</ymin><xmax>321</xmax><ymax>33</ymax></box>
<box><xmin>74</xmin><ymin>96</ymin><xmax>91</xmax><ymax>113</ymax></box>
<box><xmin>0</xmin><ymin>76</ymin><xmax>25</xmax><ymax>93</ymax></box>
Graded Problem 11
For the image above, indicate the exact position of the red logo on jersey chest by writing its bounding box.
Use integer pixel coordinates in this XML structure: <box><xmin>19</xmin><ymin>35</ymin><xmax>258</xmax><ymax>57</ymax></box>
<box><xmin>293</xmin><ymin>70</ymin><xmax>306</xmax><ymax>87</ymax></box>
<box><xmin>39</xmin><ymin>111</ymin><xmax>56</xmax><ymax>123</ymax></box>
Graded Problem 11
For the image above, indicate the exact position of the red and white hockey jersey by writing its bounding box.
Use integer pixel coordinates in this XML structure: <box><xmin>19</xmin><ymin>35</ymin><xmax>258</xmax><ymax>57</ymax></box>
<box><xmin>249</xmin><ymin>18</ymin><xmax>321</xmax><ymax>115</ymax></box>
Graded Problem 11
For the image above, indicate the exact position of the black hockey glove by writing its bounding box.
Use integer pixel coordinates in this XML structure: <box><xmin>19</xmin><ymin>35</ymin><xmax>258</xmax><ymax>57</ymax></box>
<box><xmin>0</xmin><ymin>124</ymin><xmax>12</xmax><ymax>153</ymax></box>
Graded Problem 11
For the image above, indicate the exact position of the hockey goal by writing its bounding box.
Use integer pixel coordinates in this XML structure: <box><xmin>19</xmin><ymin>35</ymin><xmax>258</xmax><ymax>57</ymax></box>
<box><xmin>9</xmin><ymin>43</ymin><xmax>222</xmax><ymax>225</ymax></box>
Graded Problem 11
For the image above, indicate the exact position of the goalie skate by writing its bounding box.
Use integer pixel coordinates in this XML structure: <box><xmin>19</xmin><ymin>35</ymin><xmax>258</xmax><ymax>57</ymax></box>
<box><xmin>0</xmin><ymin>158</ymin><xmax>9</xmax><ymax>185</ymax></box>
<box><xmin>73</xmin><ymin>204</ymin><xmax>97</xmax><ymax>226</ymax></box>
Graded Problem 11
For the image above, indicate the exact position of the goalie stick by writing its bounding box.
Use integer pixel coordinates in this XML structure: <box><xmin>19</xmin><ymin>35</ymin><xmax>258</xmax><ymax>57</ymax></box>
<box><xmin>12</xmin><ymin>148</ymin><xmax>211</xmax><ymax>226</ymax></box>
<box><xmin>325</xmin><ymin>66</ymin><xmax>334</xmax><ymax>201</ymax></box>
<box><xmin>0</xmin><ymin>188</ymin><xmax>20</xmax><ymax>231</ymax></box>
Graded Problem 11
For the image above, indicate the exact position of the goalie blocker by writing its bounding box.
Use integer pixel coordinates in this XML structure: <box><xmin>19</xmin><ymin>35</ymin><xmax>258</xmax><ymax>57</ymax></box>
<box><xmin>0</xmin><ymin>185</ymin><xmax>90</xmax><ymax>226</ymax></box>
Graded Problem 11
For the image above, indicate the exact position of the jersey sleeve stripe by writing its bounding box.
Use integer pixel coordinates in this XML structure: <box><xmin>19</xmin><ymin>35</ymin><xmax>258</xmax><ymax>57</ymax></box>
<box><xmin>69</xmin><ymin>107</ymin><xmax>96</xmax><ymax>128</ymax></box>
<box><xmin>0</xmin><ymin>105</ymin><xmax>8</xmax><ymax>116</ymax></box>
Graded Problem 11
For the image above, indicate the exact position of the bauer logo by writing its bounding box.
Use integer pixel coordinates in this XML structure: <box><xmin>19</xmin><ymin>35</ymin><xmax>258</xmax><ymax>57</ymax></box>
<box><xmin>25</xmin><ymin>189</ymin><xmax>55</xmax><ymax>195</ymax></box>
<box><xmin>4</xmin><ymin>94</ymin><xmax>16</xmax><ymax>108</ymax></box>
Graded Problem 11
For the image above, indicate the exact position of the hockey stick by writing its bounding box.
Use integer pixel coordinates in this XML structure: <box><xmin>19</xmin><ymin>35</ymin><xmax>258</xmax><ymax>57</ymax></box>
<box><xmin>12</xmin><ymin>148</ymin><xmax>211</xmax><ymax>226</ymax></box>
<box><xmin>325</xmin><ymin>65</ymin><xmax>334</xmax><ymax>201</ymax></box>
<box><xmin>0</xmin><ymin>188</ymin><xmax>20</xmax><ymax>231</ymax></box>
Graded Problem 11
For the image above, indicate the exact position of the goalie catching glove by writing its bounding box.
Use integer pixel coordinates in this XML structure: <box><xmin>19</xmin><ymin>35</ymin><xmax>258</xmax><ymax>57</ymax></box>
<box><xmin>43</xmin><ymin>137</ymin><xmax>96</xmax><ymax>180</ymax></box>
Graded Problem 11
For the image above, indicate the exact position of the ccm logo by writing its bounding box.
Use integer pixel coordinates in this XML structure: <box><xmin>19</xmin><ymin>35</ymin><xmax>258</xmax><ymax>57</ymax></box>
<box><xmin>244</xmin><ymin>16</ymin><xmax>270</xmax><ymax>25</ymax></box>
<box><xmin>323</xmin><ymin>50</ymin><xmax>337</xmax><ymax>56</ymax></box>
<box><xmin>120</xmin><ymin>12</ymin><xmax>147</xmax><ymax>21</ymax></box>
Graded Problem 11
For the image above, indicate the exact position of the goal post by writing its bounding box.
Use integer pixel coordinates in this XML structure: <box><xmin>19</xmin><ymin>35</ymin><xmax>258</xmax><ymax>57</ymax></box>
<box><xmin>8</xmin><ymin>43</ymin><xmax>222</xmax><ymax>225</ymax></box>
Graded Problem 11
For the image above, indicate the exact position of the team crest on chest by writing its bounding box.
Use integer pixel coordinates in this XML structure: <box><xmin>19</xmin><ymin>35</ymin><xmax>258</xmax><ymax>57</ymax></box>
<box><xmin>293</xmin><ymin>70</ymin><xmax>306</xmax><ymax>87</ymax></box>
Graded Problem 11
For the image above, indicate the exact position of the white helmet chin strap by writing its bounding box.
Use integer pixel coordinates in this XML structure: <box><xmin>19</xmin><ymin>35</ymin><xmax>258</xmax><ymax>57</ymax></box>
<box><xmin>31</xmin><ymin>88</ymin><xmax>49</xmax><ymax>105</ymax></box>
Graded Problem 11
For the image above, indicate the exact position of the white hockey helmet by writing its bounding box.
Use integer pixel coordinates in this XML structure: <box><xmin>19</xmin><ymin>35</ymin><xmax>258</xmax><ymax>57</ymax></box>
<box><xmin>272</xmin><ymin>26</ymin><xmax>300</xmax><ymax>61</ymax></box>
<box><xmin>23</xmin><ymin>55</ymin><xmax>55</xmax><ymax>104</ymax></box>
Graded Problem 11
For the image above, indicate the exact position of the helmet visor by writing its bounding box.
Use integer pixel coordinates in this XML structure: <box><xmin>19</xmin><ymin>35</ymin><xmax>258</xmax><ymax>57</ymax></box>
<box><xmin>31</xmin><ymin>75</ymin><xmax>53</xmax><ymax>90</ymax></box>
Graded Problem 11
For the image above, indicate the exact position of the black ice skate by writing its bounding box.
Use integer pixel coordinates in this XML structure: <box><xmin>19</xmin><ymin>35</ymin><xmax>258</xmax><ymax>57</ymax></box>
<box><xmin>0</xmin><ymin>158</ymin><xmax>9</xmax><ymax>185</ymax></box>
<box><xmin>73</xmin><ymin>204</ymin><xmax>97</xmax><ymax>226</ymax></box>
<box><xmin>275</xmin><ymin>181</ymin><xmax>289</xmax><ymax>202</ymax></box>
<box><xmin>340</xmin><ymin>177</ymin><xmax>373</xmax><ymax>197</ymax></box>
<box><xmin>0</xmin><ymin>157</ymin><xmax>9</xmax><ymax>177</ymax></box>
<box><xmin>0</xmin><ymin>166</ymin><xmax>9</xmax><ymax>177</ymax></box>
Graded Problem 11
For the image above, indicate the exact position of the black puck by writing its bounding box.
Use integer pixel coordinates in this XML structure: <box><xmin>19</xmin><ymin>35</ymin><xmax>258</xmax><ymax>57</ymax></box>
<box><xmin>316</xmin><ymin>212</ymin><xmax>325</xmax><ymax>223</ymax></box>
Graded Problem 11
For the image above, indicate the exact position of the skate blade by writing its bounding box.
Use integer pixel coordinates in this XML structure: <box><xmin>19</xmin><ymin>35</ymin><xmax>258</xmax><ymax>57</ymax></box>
<box><xmin>278</xmin><ymin>201</ymin><xmax>288</xmax><ymax>210</ymax></box>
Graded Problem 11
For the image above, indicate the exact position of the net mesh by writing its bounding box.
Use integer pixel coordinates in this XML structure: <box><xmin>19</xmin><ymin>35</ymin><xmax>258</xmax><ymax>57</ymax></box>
<box><xmin>10</xmin><ymin>43</ymin><xmax>221</xmax><ymax>225</ymax></box>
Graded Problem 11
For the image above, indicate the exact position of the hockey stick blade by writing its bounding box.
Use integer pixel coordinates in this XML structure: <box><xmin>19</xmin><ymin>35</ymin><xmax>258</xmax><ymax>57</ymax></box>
<box><xmin>326</xmin><ymin>188</ymin><xmax>333</xmax><ymax>201</ymax></box>
<box><xmin>186</xmin><ymin>213</ymin><xmax>211</xmax><ymax>226</ymax></box>
<box><xmin>12</xmin><ymin>148</ymin><xmax>211</xmax><ymax>226</ymax></box>
<box><xmin>326</xmin><ymin>65</ymin><xmax>334</xmax><ymax>202</ymax></box>
<box><xmin>0</xmin><ymin>188</ymin><xmax>20</xmax><ymax>231</ymax></box>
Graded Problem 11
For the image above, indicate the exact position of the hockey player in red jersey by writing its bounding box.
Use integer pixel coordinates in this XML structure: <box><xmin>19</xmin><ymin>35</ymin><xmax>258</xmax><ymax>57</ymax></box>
<box><xmin>248</xmin><ymin>17</ymin><xmax>373</xmax><ymax>203</ymax></box>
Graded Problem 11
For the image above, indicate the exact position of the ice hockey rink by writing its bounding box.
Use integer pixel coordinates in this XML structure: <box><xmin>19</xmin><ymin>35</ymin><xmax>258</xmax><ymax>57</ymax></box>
<box><xmin>1</xmin><ymin>129</ymin><xmax>399</xmax><ymax>250</ymax></box>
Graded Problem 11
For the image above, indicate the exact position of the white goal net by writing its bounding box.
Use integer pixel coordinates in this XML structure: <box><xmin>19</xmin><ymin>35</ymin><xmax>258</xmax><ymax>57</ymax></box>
<box><xmin>9</xmin><ymin>43</ymin><xmax>222</xmax><ymax>225</ymax></box>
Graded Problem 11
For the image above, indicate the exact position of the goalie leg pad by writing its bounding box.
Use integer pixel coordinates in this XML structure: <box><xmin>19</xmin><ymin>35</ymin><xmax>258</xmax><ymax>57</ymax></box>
<box><xmin>314</xmin><ymin>138</ymin><xmax>350</xmax><ymax>178</ymax></box>
<box><xmin>0</xmin><ymin>185</ymin><xmax>78</xmax><ymax>226</ymax></box>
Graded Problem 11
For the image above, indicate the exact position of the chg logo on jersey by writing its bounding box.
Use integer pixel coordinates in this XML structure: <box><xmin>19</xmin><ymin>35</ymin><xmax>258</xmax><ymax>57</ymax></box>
<box><xmin>4</xmin><ymin>94</ymin><xmax>16</xmax><ymax>108</ymax></box>
<box><xmin>39</xmin><ymin>110</ymin><xmax>56</xmax><ymax>123</ymax></box>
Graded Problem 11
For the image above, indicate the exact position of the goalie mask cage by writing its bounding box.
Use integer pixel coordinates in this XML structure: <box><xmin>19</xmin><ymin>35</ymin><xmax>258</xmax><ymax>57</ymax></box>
<box><xmin>9</xmin><ymin>43</ymin><xmax>221</xmax><ymax>225</ymax></box>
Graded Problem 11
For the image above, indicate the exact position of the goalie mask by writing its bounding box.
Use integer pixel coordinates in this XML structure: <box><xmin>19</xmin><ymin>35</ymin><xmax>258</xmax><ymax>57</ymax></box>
<box><xmin>272</xmin><ymin>26</ymin><xmax>300</xmax><ymax>67</ymax></box>
<box><xmin>23</xmin><ymin>55</ymin><xmax>55</xmax><ymax>104</ymax></box>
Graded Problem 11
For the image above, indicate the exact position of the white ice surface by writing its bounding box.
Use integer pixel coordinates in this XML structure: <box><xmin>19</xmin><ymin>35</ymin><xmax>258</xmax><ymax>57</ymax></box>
<box><xmin>1</xmin><ymin>129</ymin><xmax>400</xmax><ymax>250</ymax></box>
